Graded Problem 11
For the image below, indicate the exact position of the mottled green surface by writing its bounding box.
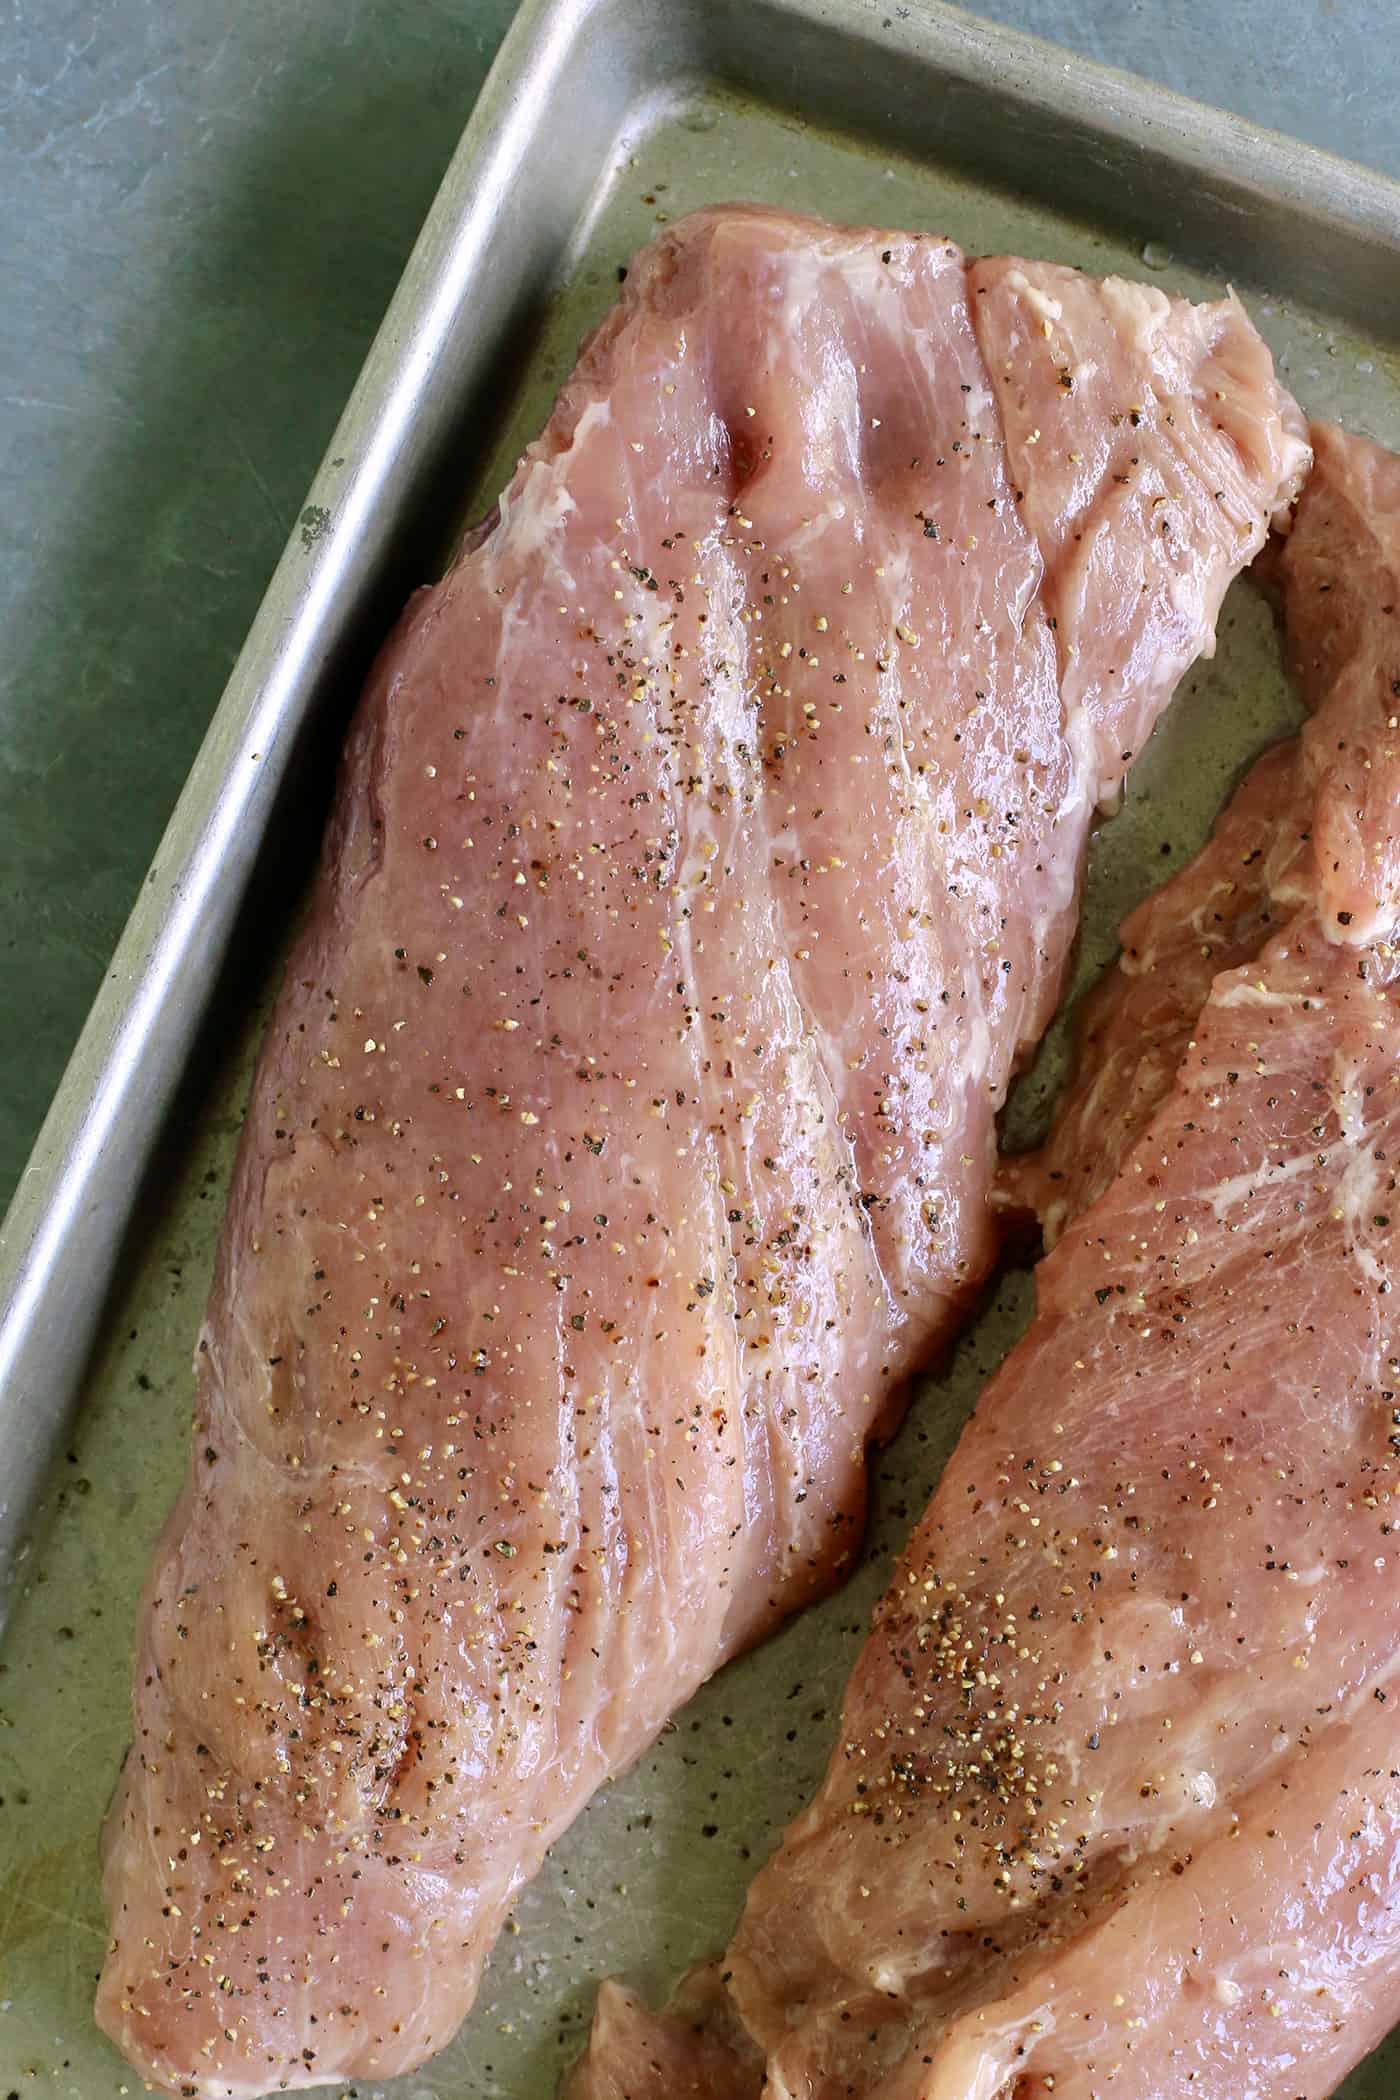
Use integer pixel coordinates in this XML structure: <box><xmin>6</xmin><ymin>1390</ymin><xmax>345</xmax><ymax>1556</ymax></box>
<box><xmin>5</xmin><ymin>7</ymin><xmax>1400</xmax><ymax>2100</ymax></box>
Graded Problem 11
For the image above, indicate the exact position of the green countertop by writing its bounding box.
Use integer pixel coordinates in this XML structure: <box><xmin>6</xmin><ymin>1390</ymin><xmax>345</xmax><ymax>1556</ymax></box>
<box><xmin>0</xmin><ymin>0</ymin><xmax>1396</xmax><ymax>1208</ymax></box>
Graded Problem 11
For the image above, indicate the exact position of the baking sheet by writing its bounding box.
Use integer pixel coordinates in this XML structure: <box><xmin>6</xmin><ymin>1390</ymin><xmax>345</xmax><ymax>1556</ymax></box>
<box><xmin>5</xmin><ymin>31</ymin><xmax>1400</xmax><ymax>2100</ymax></box>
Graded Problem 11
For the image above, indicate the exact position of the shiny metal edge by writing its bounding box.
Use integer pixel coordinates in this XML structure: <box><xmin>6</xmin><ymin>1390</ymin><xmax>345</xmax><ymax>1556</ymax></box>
<box><xmin>0</xmin><ymin>0</ymin><xmax>638</xmax><ymax>1609</ymax></box>
<box><xmin>3</xmin><ymin>0</ymin><xmax>1400</xmax><ymax>1617</ymax></box>
<box><xmin>726</xmin><ymin>0</ymin><xmax>1400</xmax><ymax>328</ymax></box>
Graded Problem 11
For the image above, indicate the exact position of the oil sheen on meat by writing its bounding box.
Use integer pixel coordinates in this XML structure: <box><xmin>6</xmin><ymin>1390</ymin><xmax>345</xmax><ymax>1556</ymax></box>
<box><xmin>95</xmin><ymin>205</ymin><xmax>1305</xmax><ymax>2098</ymax></box>
<box><xmin>569</xmin><ymin>422</ymin><xmax>1400</xmax><ymax>2100</ymax></box>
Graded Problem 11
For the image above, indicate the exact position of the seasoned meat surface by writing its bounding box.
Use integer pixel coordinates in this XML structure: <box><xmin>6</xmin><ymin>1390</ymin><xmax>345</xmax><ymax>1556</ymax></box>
<box><xmin>96</xmin><ymin>205</ymin><xmax>1305</xmax><ymax>2097</ymax></box>
<box><xmin>570</xmin><ymin>423</ymin><xmax>1400</xmax><ymax>2100</ymax></box>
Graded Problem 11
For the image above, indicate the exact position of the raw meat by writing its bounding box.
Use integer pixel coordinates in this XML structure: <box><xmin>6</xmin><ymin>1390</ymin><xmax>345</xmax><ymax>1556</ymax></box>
<box><xmin>569</xmin><ymin>419</ymin><xmax>1400</xmax><ymax>2100</ymax></box>
<box><xmin>996</xmin><ymin>737</ymin><xmax>1302</xmax><ymax>1244</ymax></box>
<box><xmin>1011</xmin><ymin>422</ymin><xmax>1400</xmax><ymax>1243</ymax></box>
<box><xmin>95</xmin><ymin>204</ymin><xmax>1305</xmax><ymax>2099</ymax></box>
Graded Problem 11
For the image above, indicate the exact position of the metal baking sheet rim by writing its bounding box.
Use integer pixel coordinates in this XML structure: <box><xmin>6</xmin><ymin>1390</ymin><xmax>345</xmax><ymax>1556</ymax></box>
<box><xmin>4</xmin><ymin>0</ymin><xmax>1400</xmax><ymax>1619</ymax></box>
